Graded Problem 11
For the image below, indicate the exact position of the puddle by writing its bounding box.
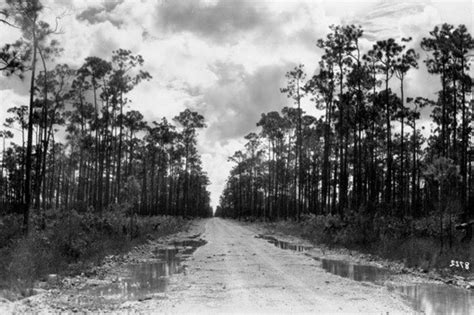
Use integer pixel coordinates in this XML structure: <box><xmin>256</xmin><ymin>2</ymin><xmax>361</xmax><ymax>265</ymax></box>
<box><xmin>76</xmin><ymin>238</ymin><xmax>206</xmax><ymax>305</ymax></box>
<box><xmin>320</xmin><ymin>258</ymin><xmax>390</xmax><ymax>283</ymax></box>
<box><xmin>389</xmin><ymin>284</ymin><xmax>474</xmax><ymax>315</ymax></box>
<box><xmin>256</xmin><ymin>234</ymin><xmax>312</xmax><ymax>252</ymax></box>
<box><xmin>321</xmin><ymin>257</ymin><xmax>474</xmax><ymax>314</ymax></box>
<box><xmin>82</xmin><ymin>250</ymin><xmax>182</xmax><ymax>300</ymax></box>
<box><xmin>258</xmin><ymin>234</ymin><xmax>473</xmax><ymax>314</ymax></box>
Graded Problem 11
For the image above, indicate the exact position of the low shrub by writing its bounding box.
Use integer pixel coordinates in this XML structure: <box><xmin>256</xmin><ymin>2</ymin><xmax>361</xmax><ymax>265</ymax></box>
<box><xmin>0</xmin><ymin>215</ymin><xmax>22</xmax><ymax>248</ymax></box>
<box><xmin>0</xmin><ymin>207</ymin><xmax>187</xmax><ymax>300</ymax></box>
<box><xmin>8</xmin><ymin>232</ymin><xmax>60</xmax><ymax>293</ymax></box>
<box><xmin>276</xmin><ymin>211</ymin><xmax>472</xmax><ymax>272</ymax></box>
<box><xmin>293</xmin><ymin>213</ymin><xmax>375</xmax><ymax>246</ymax></box>
<box><xmin>334</xmin><ymin>213</ymin><xmax>376</xmax><ymax>245</ymax></box>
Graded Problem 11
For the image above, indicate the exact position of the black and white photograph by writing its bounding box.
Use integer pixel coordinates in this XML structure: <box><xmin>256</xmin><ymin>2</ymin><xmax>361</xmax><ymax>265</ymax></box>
<box><xmin>0</xmin><ymin>0</ymin><xmax>473</xmax><ymax>313</ymax></box>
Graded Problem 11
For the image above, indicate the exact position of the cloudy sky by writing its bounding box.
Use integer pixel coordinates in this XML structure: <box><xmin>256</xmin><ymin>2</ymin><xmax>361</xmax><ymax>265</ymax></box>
<box><xmin>0</xmin><ymin>0</ymin><xmax>472</xmax><ymax>209</ymax></box>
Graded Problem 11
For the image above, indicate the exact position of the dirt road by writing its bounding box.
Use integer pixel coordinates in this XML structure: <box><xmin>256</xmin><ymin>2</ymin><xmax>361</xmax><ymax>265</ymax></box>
<box><xmin>139</xmin><ymin>218</ymin><xmax>410</xmax><ymax>314</ymax></box>
<box><xmin>3</xmin><ymin>218</ymin><xmax>412</xmax><ymax>314</ymax></box>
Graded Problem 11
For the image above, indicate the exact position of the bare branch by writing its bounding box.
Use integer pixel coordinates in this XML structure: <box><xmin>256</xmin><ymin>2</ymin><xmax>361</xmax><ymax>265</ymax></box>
<box><xmin>0</xmin><ymin>18</ymin><xmax>20</xmax><ymax>29</ymax></box>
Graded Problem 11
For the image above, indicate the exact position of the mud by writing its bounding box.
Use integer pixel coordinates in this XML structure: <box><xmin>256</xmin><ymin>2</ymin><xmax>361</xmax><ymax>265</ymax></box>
<box><xmin>5</xmin><ymin>218</ymin><xmax>467</xmax><ymax>314</ymax></box>
<box><xmin>258</xmin><ymin>230</ymin><xmax>474</xmax><ymax>315</ymax></box>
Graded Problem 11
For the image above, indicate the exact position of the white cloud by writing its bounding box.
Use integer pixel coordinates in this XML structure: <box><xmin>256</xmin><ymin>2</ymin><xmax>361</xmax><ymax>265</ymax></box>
<box><xmin>1</xmin><ymin>0</ymin><xmax>472</xmax><ymax>209</ymax></box>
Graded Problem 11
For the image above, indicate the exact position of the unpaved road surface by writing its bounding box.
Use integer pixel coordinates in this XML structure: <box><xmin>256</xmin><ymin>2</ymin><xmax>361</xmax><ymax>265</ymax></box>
<box><xmin>138</xmin><ymin>218</ymin><xmax>410</xmax><ymax>313</ymax></box>
<box><xmin>3</xmin><ymin>218</ymin><xmax>411</xmax><ymax>314</ymax></box>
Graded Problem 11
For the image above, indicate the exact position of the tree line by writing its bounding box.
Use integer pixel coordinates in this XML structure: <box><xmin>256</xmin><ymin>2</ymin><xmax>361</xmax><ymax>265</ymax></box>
<box><xmin>0</xmin><ymin>0</ymin><xmax>212</xmax><ymax>234</ymax></box>
<box><xmin>216</xmin><ymin>24</ymin><xmax>473</xmax><ymax>243</ymax></box>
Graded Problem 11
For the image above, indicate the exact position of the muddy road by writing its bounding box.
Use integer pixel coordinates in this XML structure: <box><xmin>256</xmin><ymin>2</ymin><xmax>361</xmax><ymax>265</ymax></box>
<box><xmin>155</xmin><ymin>218</ymin><xmax>410</xmax><ymax>314</ymax></box>
<box><xmin>156</xmin><ymin>218</ymin><xmax>409</xmax><ymax>314</ymax></box>
<box><xmin>4</xmin><ymin>218</ymin><xmax>417</xmax><ymax>313</ymax></box>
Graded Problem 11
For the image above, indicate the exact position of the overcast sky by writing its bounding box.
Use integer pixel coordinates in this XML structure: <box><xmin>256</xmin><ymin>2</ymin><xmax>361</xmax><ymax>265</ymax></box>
<box><xmin>0</xmin><ymin>0</ymin><xmax>472</xmax><ymax>209</ymax></box>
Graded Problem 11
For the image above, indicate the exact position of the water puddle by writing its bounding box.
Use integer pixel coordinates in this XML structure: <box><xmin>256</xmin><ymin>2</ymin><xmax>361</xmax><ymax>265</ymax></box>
<box><xmin>389</xmin><ymin>283</ymin><xmax>474</xmax><ymax>315</ymax></box>
<box><xmin>75</xmin><ymin>238</ymin><xmax>206</xmax><ymax>306</ymax></box>
<box><xmin>82</xmin><ymin>250</ymin><xmax>182</xmax><ymax>300</ymax></box>
<box><xmin>322</xmin><ymin>259</ymin><xmax>474</xmax><ymax>314</ymax></box>
<box><xmin>257</xmin><ymin>234</ymin><xmax>473</xmax><ymax>314</ymax></box>
<box><xmin>255</xmin><ymin>234</ymin><xmax>312</xmax><ymax>252</ymax></box>
<box><xmin>320</xmin><ymin>258</ymin><xmax>390</xmax><ymax>283</ymax></box>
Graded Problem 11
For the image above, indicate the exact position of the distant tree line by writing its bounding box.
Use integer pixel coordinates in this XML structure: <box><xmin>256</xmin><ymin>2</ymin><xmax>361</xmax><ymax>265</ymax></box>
<box><xmin>0</xmin><ymin>0</ymin><xmax>212</xmax><ymax>234</ymax></box>
<box><xmin>216</xmin><ymin>24</ymin><xmax>473</xmax><ymax>239</ymax></box>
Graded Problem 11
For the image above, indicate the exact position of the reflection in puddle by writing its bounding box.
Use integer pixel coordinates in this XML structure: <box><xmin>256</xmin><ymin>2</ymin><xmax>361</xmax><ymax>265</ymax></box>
<box><xmin>321</xmin><ymin>258</ymin><xmax>390</xmax><ymax>283</ymax></box>
<box><xmin>77</xmin><ymin>238</ymin><xmax>206</xmax><ymax>305</ymax></box>
<box><xmin>391</xmin><ymin>284</ymin><xmax>474</xmax><ymax>315</ymax></box>
<box><xmin>83</xmin><ymin>254</ymin><xmax>181</xmax><ymax>300</ymax></box>
<box><xmin>256</xmin><ymin>234</ymin><xmax>312</xmax><ymax>252</ymax></box>
<box><xmin>321</xmin><ymin>255</ymin><xmax>474</xmax><ymax>314</ymax></box>
<box><xmin>258</xmin><ymin>234</ymin><xmax>474</xmax><ymax>314</ymax></box>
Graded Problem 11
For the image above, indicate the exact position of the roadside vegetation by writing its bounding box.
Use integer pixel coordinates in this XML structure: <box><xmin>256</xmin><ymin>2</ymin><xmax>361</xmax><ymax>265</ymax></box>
<box><xmin>216</xmin><ymin>24</ymin><xmax>473</xmax><ymax>274</ymax></box>
<box><xmin>0</xmin><ymin>0</ymin><xmax>212</xmax><ymax>299</ymax></box>
<box><xmin>260</xmin><ymin>214</ymin><xmax>473</xmax><ymax>276</ymax></box>
<box><xmin>0</xmin><ymin>211</ymin><xmax>186</xmax><ymax>300</ymax></box>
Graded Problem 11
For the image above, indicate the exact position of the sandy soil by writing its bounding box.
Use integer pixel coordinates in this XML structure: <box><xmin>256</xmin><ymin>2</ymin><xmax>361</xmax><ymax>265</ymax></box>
<box><xmin>2</xmin><ymin>218</ymin><xmax>412</xmax><ymax>314</ymax></box>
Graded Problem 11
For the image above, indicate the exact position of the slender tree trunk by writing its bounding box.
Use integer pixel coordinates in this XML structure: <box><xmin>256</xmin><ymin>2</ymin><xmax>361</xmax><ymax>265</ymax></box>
<box><xmin>92</xmin><ymin>84</ymin><xmax>99</xmax><ymax>209</ymax></box>
<box><xmin>411</xmin><ymin>123</ymin><xmax>417</xmax><ymax>216</ymax></box>
<box><xmin>400</xmin><ymin>77</ymin><xmax>405</xmax><ymax>215</ymax></box>
<box><xmin>452</xmin><ymin>73</ymin><xmax>458</xmax><ymax>163</ymax></box>
<box><xmin>322</xmin><ymin>105</ymin><xmax>331</xmax><ymax>213</ymax></box>
<box><xmin>117</xmin><ymin>91</ymin><xmax>124</xmax><ymax>202</ymax></box>
<box><xmin>460</xmin><ymin>57</ymin><xmax>468</xmax><ymax>215</ymax></box>
<box><xmin>24</xmin><ymin>20</ymin><xmax>38</xmax><ymax>233</ymax></box>
<box><xmin>385</xmin><ymin>72</ymin><xmax>392</xmax><ymax>206</ymax></box>
<box><xmin>338</xmin><ymin>59</ymin><xmax>347</xmax><ymax>217</ymax></box>
<box><xmin>442</xmin><ymin>65</ymin><xmax>447</xmax><ymax>157</ymax></box>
